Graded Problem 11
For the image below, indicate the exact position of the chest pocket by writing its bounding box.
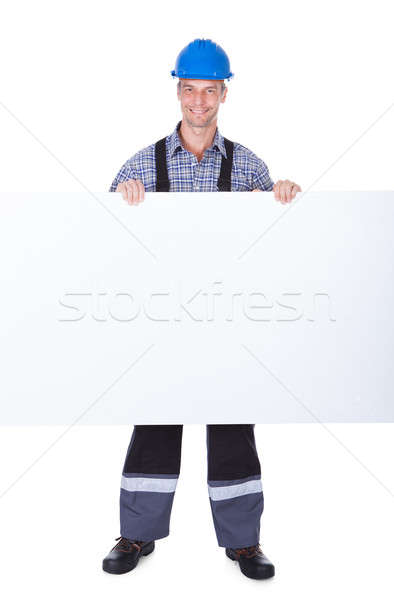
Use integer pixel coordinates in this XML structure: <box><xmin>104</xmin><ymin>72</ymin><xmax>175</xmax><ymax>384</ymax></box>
<box><xmin>227</xmin><ymin>170</ymin><xmax>252</xmax><ymax>192</ymax></box>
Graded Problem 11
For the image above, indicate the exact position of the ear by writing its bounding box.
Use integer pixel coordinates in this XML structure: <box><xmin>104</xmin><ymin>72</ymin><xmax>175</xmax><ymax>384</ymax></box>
<box><xmin>221</xmin><ymin>87</ymin><xmax>228</xmax><ymax>103</ymax></box>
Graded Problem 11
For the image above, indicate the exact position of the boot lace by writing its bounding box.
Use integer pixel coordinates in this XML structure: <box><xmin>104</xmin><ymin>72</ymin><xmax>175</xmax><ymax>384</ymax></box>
<box><xmin>234</xmin><ymin>543</ymin><xmax>263</xmax><ymax>559</ymax></box>
<box><xmin>113</xmin><ymin>536</ymin><xmax>144</xmax><ymax>553</ymax></box>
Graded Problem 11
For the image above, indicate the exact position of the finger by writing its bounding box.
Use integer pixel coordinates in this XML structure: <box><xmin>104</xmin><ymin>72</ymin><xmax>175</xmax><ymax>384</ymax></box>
<box><xmin>285</xmin><ymin>184</ymin><xmax>293</xmax><ymax>203</ymax></box>
<box><xmin>274</xmin><ymin>181</ymin><xmax>282</xmax><ymax>201</ymax></box>
<box><xmin>281</xmin><ymin>180</ymin><xmax>291</xmax><ymax>203</ymax></box>
<box><xmin>116</xmin><ymin>182</ymin><xmax>128</xmax><ymax>202</ymax></box>
<box><xmin>288</xmin><ymin>183</ymin><xmax>301</xmax><ymax>201</ymax></box>
<box><xmin>284</xmin><ymin>182</ymin><xmax>292</xmax><ymax>203</ymax></box>
<box><xmin>133</xmin><ymin>180</ymin><xmax>142</xmax><ymax>204</ymax></box>
<box><xmin>131</xmin><ymin>180</ymin><xmax>141</xmax><ymax>205</ymax></box>
<box><xmin>123</xmin><ymin>183</ymin><xmax>132</xmax><ymax>204</ymax></box>
<box><xmin>126</xmin><ymin>180</ymin><xmax>138</xmax><ymax>205</ymax></box>
<box><xmin>280</xmin><ymin>184</ymin><xmax>287</xmax><ymax>203</ymax></box>
<box><xmin>124</xmin><ymin>181</ymin><xmax>133</xmax><ymax>204</ymax></box>
<box><xmin>136</xmin><ymin>179</ymin><xmax>145</xmax><ymax>203</ymax></box>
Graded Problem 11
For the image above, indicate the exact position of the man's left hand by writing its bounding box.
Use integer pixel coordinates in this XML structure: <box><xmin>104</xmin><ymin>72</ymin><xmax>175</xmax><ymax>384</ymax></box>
<box><xmin>253</xmin><ymin>179</ymin><xmax>302</xmax><ymax>204</ymax></box>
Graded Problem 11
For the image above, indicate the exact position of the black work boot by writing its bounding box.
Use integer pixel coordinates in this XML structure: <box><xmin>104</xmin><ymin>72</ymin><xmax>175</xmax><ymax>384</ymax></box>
<box><xmin>226</xmin><ymin>543</ymin><xmax>275</xmax><ymax>580</ymax></box>
<box><xmin>102</xmin><ymin>536</ymin><xmax>155</xmax><ymax>574</ymax></box>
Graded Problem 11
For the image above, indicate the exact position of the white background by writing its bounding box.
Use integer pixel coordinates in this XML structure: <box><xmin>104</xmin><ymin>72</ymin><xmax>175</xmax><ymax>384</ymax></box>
<box><xmin>1</xmin><ymin>0</ymin><xmax>393</xmax><ymax>597</ymax></box>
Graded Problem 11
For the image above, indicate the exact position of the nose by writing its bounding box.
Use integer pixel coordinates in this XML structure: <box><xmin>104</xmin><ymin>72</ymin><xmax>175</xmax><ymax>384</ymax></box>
<box><xmin>192</xmin><ymin>91</ymin><xmax>204</xmax><ymax>105</ymax></box>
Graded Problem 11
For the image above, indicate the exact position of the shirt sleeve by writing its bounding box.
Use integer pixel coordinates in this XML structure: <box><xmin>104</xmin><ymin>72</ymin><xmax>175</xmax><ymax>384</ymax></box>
<box><xmin>251</xmin><ymin>158</ymin><xmax>275</xmax><ymax>192</ymax></box>
<box><xmin>108</xmin><ymin>160</ymin><xmax>140</xmax><ymax>192</ymax></box>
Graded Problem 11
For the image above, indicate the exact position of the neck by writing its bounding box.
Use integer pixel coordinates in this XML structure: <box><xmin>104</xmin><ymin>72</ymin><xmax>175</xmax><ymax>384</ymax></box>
<box><xmin>178</xmin><ymin>119</ymin><xmax>218</xmax><ymax>161</ymax></box>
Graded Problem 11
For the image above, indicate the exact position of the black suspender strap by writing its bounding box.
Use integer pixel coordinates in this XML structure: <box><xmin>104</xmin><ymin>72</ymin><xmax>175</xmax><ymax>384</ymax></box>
<box><xmin>217</xmin><ymin>137</ymin><xmax>234</xmax><ymax>192</ymax></box>
<box><xmin>155</xmin><ymin>134</ymin><xmax>234</xmax><ymax>192</ymax></box>
<box><xmin>155</xmin><ymin>137</ymin><xmax>170</xmax><ymax>192</ymax></box>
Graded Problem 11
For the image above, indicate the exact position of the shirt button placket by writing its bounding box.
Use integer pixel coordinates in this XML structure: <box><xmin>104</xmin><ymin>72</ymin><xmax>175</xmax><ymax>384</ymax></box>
<box><xmin>194</xmin><ymin>158</ymin><xmax>200</xmax><ymax>192</ymax></box>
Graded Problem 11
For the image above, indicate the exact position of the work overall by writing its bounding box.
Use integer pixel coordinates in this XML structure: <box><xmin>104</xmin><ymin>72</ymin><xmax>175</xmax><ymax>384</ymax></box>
<box><xmin>119</xmin><ymin>136</ymin><xmax>264</xmax><ymax>549</ymax></box>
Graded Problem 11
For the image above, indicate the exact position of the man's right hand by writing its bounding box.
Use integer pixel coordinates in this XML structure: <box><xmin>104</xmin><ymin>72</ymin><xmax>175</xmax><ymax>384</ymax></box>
<box><xmin>116</xmin><ymin>179</ymin><xmax>145</xmax><ymax>205</ymax></box>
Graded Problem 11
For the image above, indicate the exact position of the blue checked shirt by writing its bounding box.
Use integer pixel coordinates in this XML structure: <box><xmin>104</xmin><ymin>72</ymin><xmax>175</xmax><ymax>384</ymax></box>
<box><xmin>109</xmin><ymin>121</ymin><xmax>274</xmax><ymax>193</ymax></box>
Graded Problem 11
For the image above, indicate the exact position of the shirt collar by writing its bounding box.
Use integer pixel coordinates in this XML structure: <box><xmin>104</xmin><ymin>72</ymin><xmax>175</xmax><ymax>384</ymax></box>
<box><xmin>168</xmin><ymin>120</ymin><xmax>227</xmax><ymax>159</ymax></box>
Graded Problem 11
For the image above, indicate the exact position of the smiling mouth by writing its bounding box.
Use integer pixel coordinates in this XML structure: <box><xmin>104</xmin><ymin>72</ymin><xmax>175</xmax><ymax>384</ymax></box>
<box><xmin>189</xmin><ymin>108</ymin><xmax>208</xmax><ymax>115</ymax></box>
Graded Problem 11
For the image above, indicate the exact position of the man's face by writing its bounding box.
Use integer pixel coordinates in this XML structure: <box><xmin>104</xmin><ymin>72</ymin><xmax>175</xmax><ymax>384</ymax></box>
<box><xmin>177</xmin><ymin>79</ymin><xmax>227</xmax><ymax>128</ymax></box>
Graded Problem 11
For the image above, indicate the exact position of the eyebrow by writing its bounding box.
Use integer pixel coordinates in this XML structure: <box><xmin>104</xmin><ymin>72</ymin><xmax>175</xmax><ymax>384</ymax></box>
<box><xmin>182</xmin><ymin>84</ymin><xmax>218</xmax><ymax>90</ymax></box>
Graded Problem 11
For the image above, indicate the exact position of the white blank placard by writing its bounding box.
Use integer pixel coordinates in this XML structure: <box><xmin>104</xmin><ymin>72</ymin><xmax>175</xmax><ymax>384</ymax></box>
<box><xmin>1</xmin><ymin>191</ymin><xmax>393</xmax><ymax>424</ymax></box>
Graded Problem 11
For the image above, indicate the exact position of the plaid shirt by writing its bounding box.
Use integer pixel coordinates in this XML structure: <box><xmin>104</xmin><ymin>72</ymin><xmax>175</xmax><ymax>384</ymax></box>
<box><xmin>109</xmin><ymin>120</ymin><xmax>274</xmax><ymax>193</ymax></box>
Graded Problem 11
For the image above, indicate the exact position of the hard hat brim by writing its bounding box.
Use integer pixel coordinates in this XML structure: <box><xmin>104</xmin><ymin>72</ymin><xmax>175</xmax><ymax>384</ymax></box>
<box><xmin>171</xmin><ymin>70</ymin><xmax>234</xmax><ymax>81</ymax></box>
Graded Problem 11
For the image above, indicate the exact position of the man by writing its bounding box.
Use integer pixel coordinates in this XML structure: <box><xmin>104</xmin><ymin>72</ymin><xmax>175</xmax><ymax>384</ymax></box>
<box><xmin>103</xmin><ymin>38</ymin><xmax>301</xmax><ymax>580</ymax></box>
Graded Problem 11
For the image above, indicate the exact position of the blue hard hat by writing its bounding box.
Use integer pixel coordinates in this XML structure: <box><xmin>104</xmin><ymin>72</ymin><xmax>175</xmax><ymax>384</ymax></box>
<box><xmin>171</xmin><ymin>38</ymin><xmax>234</xmax><ymax>81</ymax></box>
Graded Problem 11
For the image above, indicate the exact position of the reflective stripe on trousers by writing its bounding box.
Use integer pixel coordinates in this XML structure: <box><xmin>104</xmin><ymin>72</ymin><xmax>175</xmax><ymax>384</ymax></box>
<box><xmin>119</xmin><ymin>424</ymin><xmax>264</xmax><ymax>548</ymax></box>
